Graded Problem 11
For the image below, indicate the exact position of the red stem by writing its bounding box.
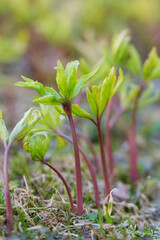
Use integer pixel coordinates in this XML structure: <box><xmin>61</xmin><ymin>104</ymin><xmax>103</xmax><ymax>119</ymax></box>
<box><xmin>129</xmin><ymin>83</ymin><xmax>145</xmax><ymax>183</ymax></box>
<box><xmin>41</xmin><ymin>160</ymin><xmax>75</xmax><ymax>214</ymax></box>
<box><xmin>63</xmin><ymin>102</ymin><xmax>83</xmax><ymax>216</ymax></box>
<box><xmin>3</xmin><ymin>143</ymin><xmax>13</xmax><ymax>233</ymax></box>
<box><xmin>97</xmin><ymin>122</ymin><xmax>111</xmax><ymax>195</ymax></box>
<box><xmin>106</xmin><ymin>101</ymin><xmax>114</xmax><ymax>178</ymax></box>
<box><xmin>55</xmin><ymin>130</ymin><xmax>100</xmax><ymax>207</ymax></box>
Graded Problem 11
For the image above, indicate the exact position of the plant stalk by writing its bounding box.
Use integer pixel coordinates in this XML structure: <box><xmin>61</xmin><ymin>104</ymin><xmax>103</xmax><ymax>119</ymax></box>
<box><xmin>106</xmin><ymin>101</ymin><xmax>114</xmax><ymax>178</ymax></box>
<box><xmin>55</xmin><ymin>130</ymin><xmax>100</xmax><ymax>207</ymax></box>
<box><xmin>97</xmin><ymin>122</ymin><xmax>111</xmax><ymax>195</ymax></box>
<box><xmin>3</xmin><ymin>143</ymin><xmax>13</xmax><ymax>233</ymax></box>
<box><xmin>41</xmin><ymin>160</ymin><xmax>75</xmax><ymax>214</ymax></box>
<box><xmin>63</xmin><ymin>102</ymin><xmax>83</xmax><ymax>216</ymax></box>
<box><xmin>129</xmin><ymin>83</ymin><xmax>145</xmax><ymax>183</ymax></box>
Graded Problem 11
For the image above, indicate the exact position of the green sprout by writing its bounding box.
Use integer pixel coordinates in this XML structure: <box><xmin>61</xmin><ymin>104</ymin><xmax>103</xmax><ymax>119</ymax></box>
<box><xmin>0</xmin><ymin>108</ymin><xmax>41</xmax><ymax>233</ymax></box>
<box><xmin>15</xmin><ymin>60</ymin><xmax>99</xmax><ymax>216</ymax></box>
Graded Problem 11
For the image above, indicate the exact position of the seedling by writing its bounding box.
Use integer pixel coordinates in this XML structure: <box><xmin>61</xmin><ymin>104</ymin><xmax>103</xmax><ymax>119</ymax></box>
<box><xmin>71</xmin><ymin>67</ymin><xmax>123</xmax><ymax>195</ymax></box>
<box><xmin>23</xmin><ymin>132</ymin><xmax>75</xmax><ymax>214</ymax></box>
<box><xmin>100</xmin><ymin>31</ymin><xmax>160</xmax><ymax>183</ymax></box>
<box><xmin>15</xmin><ymin>60</ymin><xmax>99</xmax><ymax>216</ymax></box>
<box><xmin>39</xmin><ymin>105</ymin><xmax>100</xmax><ymax>207</ymax></box>
<box><xmin>0</xmin><ymin>108</ymin><xmax>41</xmax><ymax>233</ymax></box>
<box><xmin>106</xmin><ymin>46</ymin><xmax>160</xmax><ymax>183</ymax></box>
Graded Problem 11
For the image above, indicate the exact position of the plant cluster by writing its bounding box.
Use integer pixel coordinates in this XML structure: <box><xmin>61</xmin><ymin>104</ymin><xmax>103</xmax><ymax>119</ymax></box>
<box><xmin>0</xmin><ymin>30</ymin><xmax>160</xmax><ymax>236</ymax></box>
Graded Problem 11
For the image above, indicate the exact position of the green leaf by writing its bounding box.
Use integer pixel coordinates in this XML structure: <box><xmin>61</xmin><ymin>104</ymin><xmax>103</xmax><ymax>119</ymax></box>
<box><xmin>44</xmin><ymin>87</ymin><xmax>61</xmax><ymax>99</ymax></box>
<box><xmin>55</xmin><ymin>106</ymin><xmax>67</xmax><ymax>116</ymax></box>
<box><xmin>9</xmin><ymin>108</ymin><xmax>41</xmax><ymax>143</ymax></box>
<box><xmin>71</xmin><ymin>66</ymin><xmax>99</xmax><ymax>99</ymax></box>
<box><xmin>143</xmin><ymin>47</ymin><xmax>160</xmax><ymax>81</ymax></box>
<box><xmin>65</xmin><ymin>60</ymin><xmax>79</xmax><ymax>97</ymax></box>
<box><xmin>111</xmin><ymin>29</ymin><xmax>130</xmax><ymax>65</ymax></box>
<box><xmin>99</xmin><ymin>67</ymin><xmax>116</xmax><ymax>116</ymax></box>
<box><xmin>86</xmin><ymin>87</ymin><xmax>98</xmax><ymax>118</ymax></box>
<box><xmin>110</xmin><ymin>68</ymin><xmax>124</xmax><ymax>99</ymax></box>
<box><xmin>24</xmin><ymin>133</ymin><xmax>50</xmax><ymax>161</ymax></box>
<box><xmin>56</xmin><ymin>60</ymin><xmax>67</xmax><ymax>97</ymax></box>
<box><xmin>15</xmin><ymin>76</ymin><xmax>45</xmax><ymax>96</ymax></box>
<box><xmin>0</xmin><ymin>110</ymin><xmax>9</xmax><ymax>146</ymax></box>
<box><xmin>72</xmin><ymin>104</ymin><xmax>94</xmax><ymax>120</ymax></box>
<box><xmin>33</xmin><ymin>95</ymin><xmax>63</xmax><ymax>105</ymax></box>
<box><xmin>126</xmin><ymin>45</ymin><xmax>142</xmax><ymax>76</ymax></box>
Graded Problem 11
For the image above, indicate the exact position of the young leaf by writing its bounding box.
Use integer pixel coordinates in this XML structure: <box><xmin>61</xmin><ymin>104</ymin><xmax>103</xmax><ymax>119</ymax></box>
<box><xmin>143</xmin><ymin>47</ymin><xmax>160</xmax><ymax>81</ymax></box>
<box><xmin>65</xmin><ymin>60</ymin><xmax>79</xmax><ymax>97</ymax></box>
<box><xmin>24</xmin><ymin>133</ymin><xmax>50</xmax><ymax>161</ymax></box>
<box><xmin>55</xmin><ymin>106</ymin><xmax>67</xmax><ymax>116</ymax></box>
<box><xmin>44</xmin><ymin>87</ymin><xmax>61</xmax><ymax>99</ymax></box>
<box><xmin>33</xmin><ymin>95</ymin><xmax>63</xmax><ymax>105</ymax></box>
<box><xmin>86</xmin><ymin>87</ymin><xmax>98</xmax><ymax>118</ymax></box>
<box><xmin>99</xmin><ymin>67</ymin><xmax>116</xmax><ymax>116</ymax></box>
<box><xmin>126</xmin><ymin>45</ymin><xmax>142</xmax><ymax>76</ymax></box>
<box><xmin>71</xmin><ymin>66</ymin><xmax>99</xmax><ymax>99</ymax></box>
<box><xmin>56</xmin><ymin>60</ymin><xmax>67</xmax><ymax>97</ymax></box>
<box><xmin>0</xmin><ymin>110</ymin><xmax>9</xmax><ymax>146</ymax></box>
<box><xmin>72</xmin><ymin>104</ymin><xmax>94</xmax><ymax>120</ymax></box>
<box><xmin>9</xmin><ymin>108</ymin><xmax>41</xmax><ymax>143</ymax></box>
<box><xmin>15</xmin><ymin>76</ymin><xmax>45</xmax><ymax>96</ymax></box>
<box><xmin>103</xmin><ymin>188</ymin><xmax>117</xmax><ymax>218</ymax></box>
<box><xmin>111</xmin><ymin>29</ymin><xmax>130</xmax><ymax>65</ymax></box>
<box><xmin>110</xmin><ymin>68</ymin><xmax>124</xmax><ymax>99</ymax></box>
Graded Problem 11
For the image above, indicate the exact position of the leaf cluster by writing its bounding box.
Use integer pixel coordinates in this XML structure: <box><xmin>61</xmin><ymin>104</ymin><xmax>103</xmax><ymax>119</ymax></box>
<box><xmin>72</xmin><ymin>67</ymin><xmax>123</xmax><ymax>123</ymax></box>
<box><xmin>15</xmin><ymin>60</ymin><xmax>99</xmax><ymax>106</ymax></box>
<box><xmin>0</xmin><ymin>108</ymin><xmax>41</xmax><ymax>147</ymax></box>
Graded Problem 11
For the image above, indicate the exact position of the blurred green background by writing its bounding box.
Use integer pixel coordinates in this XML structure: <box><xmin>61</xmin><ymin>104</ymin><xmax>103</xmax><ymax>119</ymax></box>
<box><xmin>0</xmin><ymin>0</ymin><xmax>160</xmax><ymax>122</ymax></box>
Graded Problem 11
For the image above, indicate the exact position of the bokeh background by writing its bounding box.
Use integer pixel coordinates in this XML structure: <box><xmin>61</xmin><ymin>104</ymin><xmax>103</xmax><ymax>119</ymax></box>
<box><xmin>0</xmin><ymin>0</ymin><xmax>160</xmax><ymax>126</ymax></box>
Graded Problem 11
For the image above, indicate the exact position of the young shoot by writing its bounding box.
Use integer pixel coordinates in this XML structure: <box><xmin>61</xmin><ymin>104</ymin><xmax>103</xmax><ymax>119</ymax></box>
<box><xmin>23</xmin><ymin>132</ymin><xmax>75</xmax><ymax>214</ymax></box>
<box><xmin>71</xmin><ymin>67</ymin><xmax>124</xmax><ymax>195</ymax></box>
<box><xmin>0</xmin><ymin>108</ymin><xmax>41</xmax><ymax>233</ymax></box>
<box><xmin>15</xmin><ymin>60</ymin><xmax>99</xmax><ymax>216</ymax></box>
<box><xmin>39</xmin><ymin>105</ymin><xmax>100</xmax><ymax>207</ymax></box>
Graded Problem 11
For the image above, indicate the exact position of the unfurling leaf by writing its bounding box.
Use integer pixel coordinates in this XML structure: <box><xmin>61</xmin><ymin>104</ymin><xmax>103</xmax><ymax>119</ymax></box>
<box><xmin>9</xmin><ymin>108</ymin><xmax>41</xmax><ymax>143</ymax></box>
<box><xmin>56</xmin><ymin>60</ymin><xmax>79</xmax><ymax>98</ymax></box>
<box><xmin>24</xmin><ymin>133</ymin><xmax>50</xmax><ymax>161</ymax></box>
<box><xmin>103</xmin><ymin>188</ymin><xmax>117</xmax><ymax>223</ymax></box>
